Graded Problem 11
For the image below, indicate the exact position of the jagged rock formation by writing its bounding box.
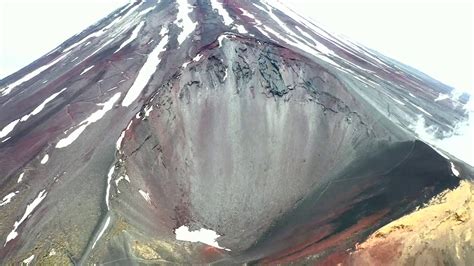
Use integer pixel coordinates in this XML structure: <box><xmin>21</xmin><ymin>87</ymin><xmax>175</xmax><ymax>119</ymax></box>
<box><xmin>0</xmin><ymin>0</ymin><xmax>472</xmax><ymax>265</ymax></box>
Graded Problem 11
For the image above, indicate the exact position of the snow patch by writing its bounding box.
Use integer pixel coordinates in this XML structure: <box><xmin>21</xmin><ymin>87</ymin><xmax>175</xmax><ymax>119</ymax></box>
<box><xmin>115</xmin><ymin>175</ymin><xmax>130</xmax><ymax>193</ymax></box>
<box><xmin>0</xmin><ymin>119</ymin><xmax>20</xmax><ymax>139</ymax></box>
<box><xmin>23</xmin><ymin>255</ymin><xmax>35</xmax><ymax>265</ymax></box>
<box><xmin>56</xmin><ymin>93</ymin><xmax>121</xmax><ymax>148</ymax></box>
<box><xmin>450</xmin><ymin>162</ymin><xmax>460</xmax><ymax>177</ymax></box>
<box><xmin>17</xmin><ymin>172</ymin><xmax>25</xmax><ymax>183</ymax></box>
<box><xmin>182</xmin><ymin>53</ymin><xmax>203</xmax><ymax>68</ymax></box>
<box><xmin>223</xmin><ymin>67</ymin><xmax>228</xmax><ymax>81</ymax></box>
<box><xmin>116</xmin><ymin>131</ymin><xmax>125</xmax><ymax>151</ymax></box>
<box><xmin>139</xmin><ymin>190</ymin><xmax>151</xmax><ymax>204</ymax></box>
<box><xmin>121</xmin><ymin>31</ymin><xmax>168</xmax><ymax>106</ymax></box>
<box><xmin>144</xmin><ymin>105</ymin><xmax>153</xmax><ymax>117</ymax></box>
<box><xmin>91</xmin><ymin>215</ymin><xmax>111</xmax><ymax>249</ymax></box>
<box><xmin>1</xmin><ymin>52</ymin><xmax>69</xmax><ymax>96</ymax></box>
<box><xmin>176</xmin><ymin>0</ymin><xmax>197</xmax><ymax>45</ymax></box>
<box><xmin>40</xmin><ymin>154</ymin><xmax>49</xmax><ymax>164</ymax></box>
<box><xmin>235</xmin><ymin>24</ymin><xmax>247</xmax><ymax>34</ymax></box>
<box><xmin>210</xmin><ymin>0</ymin><xmax>233</xmax><ymax>26</ymax></box>
<box><xmin>138</xmin><ymin>6</ymin><xmax>156</xmax><ymax>17</ymax></box>
<box><xmin>294</xmin><ymin>25</ymin><xmax>315</xmax><ymax>44</ymax></box>
<box><xmin>115</xmin><ymin>21</ymin><xmax>145</xmax><ymax>53</ymax></box>
<box><xmin>412</xmin><ymin>104</ymin><xmax>432</xmax><ymax>117</ymax></box>
<box><xmin>90</xmin><ymin>38</ymin><xmax>115</xmax><ymax>56</ymax></box>
<box><xmin>434</xmin><ymin>93</ymin><xmax>450</xmax><ymax>102</ymax></box>
<box><xmin>389</xmin><ymin>96</ymin><xmax>406</xmax><ymax>106</ymax></box>
<box><xmin>0</xmin><ymin>191</ymin><xmax>19</xmax><ymax>207</ymax></box>
<box><xmin>105</xmin><ymin>166</ymin><xmax>115</xmax><ymax>210</ymax></box>
<box><xmin>4</xmin><ymin>190</ymin><xmax>47</xmax><ymax>246</ymax></box>
<box><xmin>20</xmin><ymin>88</ymin><xmax>67</xmax><ymax>122</ymax></box>
<box><xmin>80</xmin><ymin>65</ymin><xmax>94</xmax><ymax>75</ymax></box>
<box><xmin>175</xmin><ymin>225</ymin><xmax>230</xmax><ymax>250</ymax></box>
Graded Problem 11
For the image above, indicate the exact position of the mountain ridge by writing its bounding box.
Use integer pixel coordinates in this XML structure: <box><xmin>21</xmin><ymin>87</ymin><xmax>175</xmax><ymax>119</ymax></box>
<box><xmin>0</xmin><ymin>0</ymin><xmax>472</xmax><ymax>264</ymax></box>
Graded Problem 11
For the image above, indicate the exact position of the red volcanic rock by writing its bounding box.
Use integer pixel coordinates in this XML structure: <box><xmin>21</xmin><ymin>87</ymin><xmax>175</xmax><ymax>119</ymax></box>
<box><xmin>0</xmin><ymin>0</ymin><xmax>472</xmax><ymax>264</ymax></box>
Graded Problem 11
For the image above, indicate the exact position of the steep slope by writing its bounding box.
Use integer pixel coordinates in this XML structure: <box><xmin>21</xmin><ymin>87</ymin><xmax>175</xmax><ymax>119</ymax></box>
<box><xmin>0</xmin><ymin>0</ymin><xmax>472</xmax><ymax>265</ymax></box>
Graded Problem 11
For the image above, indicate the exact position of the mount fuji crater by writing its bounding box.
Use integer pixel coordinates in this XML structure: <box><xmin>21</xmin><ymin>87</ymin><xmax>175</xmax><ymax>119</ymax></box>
<box><xmin>0</xmin><ymin>0</ymin><xmax>473</xmax><ymax>265</ymax></box>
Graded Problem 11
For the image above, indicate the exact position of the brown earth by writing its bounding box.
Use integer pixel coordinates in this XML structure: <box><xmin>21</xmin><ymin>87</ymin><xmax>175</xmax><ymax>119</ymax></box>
<box><xmin>347</xmin><ymin>180</ymin><xmax>474</xmax><ymax>266</ymax></box>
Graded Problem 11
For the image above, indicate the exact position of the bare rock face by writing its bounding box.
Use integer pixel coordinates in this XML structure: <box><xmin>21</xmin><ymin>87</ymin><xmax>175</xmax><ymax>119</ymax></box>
<box><xmin>0</xmin><ymin>0</ymin><xmax>472</xmax><ymax>265</ymax></box>
<box><xmin>346</xmin><ymin>181</ymin><xmax>474</xmax><ymax>266</ymax></box>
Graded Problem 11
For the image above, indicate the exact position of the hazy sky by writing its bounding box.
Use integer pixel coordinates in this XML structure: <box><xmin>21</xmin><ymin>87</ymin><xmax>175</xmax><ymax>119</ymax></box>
<box><xmin>0</xmin><ymin>0</ymin><xmax>472</xmax><ymax>92</ymax></box>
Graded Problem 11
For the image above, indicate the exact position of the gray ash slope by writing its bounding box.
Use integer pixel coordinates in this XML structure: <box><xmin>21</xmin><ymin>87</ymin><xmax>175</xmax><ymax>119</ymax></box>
<box><xmin>0</xmin><ymin>0</ymin><xmax>472</xmax><ymax>265</ymax></box>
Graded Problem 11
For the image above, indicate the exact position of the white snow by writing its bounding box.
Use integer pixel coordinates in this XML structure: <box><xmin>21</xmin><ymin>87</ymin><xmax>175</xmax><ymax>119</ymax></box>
<box><xmin>450</xmin><ymin>162</ymin><xmax>460</xmax><ymax>177</ymax></box>
<box><xmin>17</xmin><ymin>172</ymin><xmax>25</xmax><ymax>183</ymax></box>
<box><xmin>116</xmin><ymin>131</ymin><xmax>125</xmax><ymax>151</ymax></box>
<box><xmin>115</xmin><ymin>175</ymin><xmax>130</xmax><ymax>193</ymax></box>
<box><xmin>144</xmin><ymin>105</ymin><xmax>153</xmax><ymax>117</ymax></box>
<box><xmin>91</xmin><ymin>215</ymin><xmax>111</xmax><ymax>249</ymax></box>
<box><xmin>210</xmin><ymin>0</ymin><xmax>233</xmax><ymax>26</ymax></box>
<box><xmin>295</xmin><ymin>25</ymin><xmax>315</xmax><ymax>44</ymax></box>
<box><xmin>182</xmin><ymin>53</ymin><xmax>203</xmax><ymax>68</ymax></box>
<box><xmin>20</xmin><ymin>88</ymin><xmax>67</xmax><ymax>122</ymax></box>
<box><xmin>56</xmin><ymin>93</ymin><xmax>121</xmax><ymax>148</ymax></box>
<box><xmin>176</xmin><ymin>0</ymin><xmax>197</xmax><ymax>45</ymax></box>
<box><xmin>80</xmin><ymin>65</ymin><xmax>95</xmax><ymax>75</ymax></box>
<box><xmin>0</xmin><ymin>191</ymin><xmax>18</xmax><ymax>207</ymax></box>
<box><xmin>56</xmin><ymin>125</ymin><xmax>87</xmax><ymax>148</ymax></box>
<box><xmin>115</xmin><ymin>21</ymin><xmax>145</xmax><ymax>53</ymax></box>
<box><xmin>217</xmin><ymin>34</ymin><xmax>228</xmax><ymax>47</ymax></box>
<box><xmin>90</xmin><ymin>38</ymin><xmax>115</xmax><ymax>56</ymax></box>
<box><xmin>4</xmin><ymin>190</ymin><xmax>47</xmax><ymax>246</ymax></box>
<box><xmin>409</xmin><ymin>92</ymin><xmax>415</xmax><ymax>98</ymax></box>
<box><xmin>241</xmin><ymin>5</ymin><xmax>341</xmax><ymax>70</ymax></box>
<box><xmin>103</xmin><ymin>1</ymin><xmax>143</xmax><ymax>32</ymax></box>
<box><xmin>138</xmin><ymin>6</ymin><xmax>156</xmax><ymax>17</ymax></box>
<box><xmin>192</xmin><ymin>53</ymin><xmax>203</xmax><ymax>62</ymax></box>
<box><xmin>0</xmin><ymin>119</ymin><xmax>20</xmax><ymax>139</ymax></box>
<box><xmin>175</xmin><ymin>225</ymin><xmax>230</xmax><ymax>250</ymax></box>
<box><xmin>434</xmin><ymin>93</ymin><xmax>450</xmax><ymax>102</ymax></box>
<box><xmin>63</xmin><ymin>17</ymin><xmax>116</xmax><ymax>54</ymax></box>
<box><xmin>238</xmin><ymin>9</ymin><xmax>271</xmax><ymax>39</ymax></box>
<box><xmin>40</xmin><ymin>154</ymin><xmax>49</xmax><ymax>164</ymax></box>
<box><xmin>139</xmin><ymin>189</ymin><xmax>151</xmax><ymax>204</ymax></box>
<box><xmin>388</xmin><ymin>96</ymin><xmax>406</xmax><ymax>106</ymax></box>
<box><xmin>263</xmin><ymin>0</ymin><xmax>379</xmax><ymax>75</ymax></box>
<box><xmin>412</xmin><ymin>104</ymin><xmax>433</xmax><ymax>117</ymax></box>
<box><xmin>1</xmin><ymin>52</ymin><xmax>69</xmax><ymax>96</ymax></box>
<box><xmin>121</xmin><ymin>31</ymin><xmax>169</xmax><ymax>106</ymax></box>
<box><xmin>258</xmin><ymin>2</ymin><xmax>293</xmax><ymax>35</ymax></box>
<box><xmin>126</xmin><ymin>120</ymin><xmax>133</xmax><ymax>130</ymax></box>
<box><xmin>223</xmin><ymin>67</ymin><xmax>228</xmax><ymax>81</ymax></box>
<box><xmin>23</xmin><ymin>255</ymin><xmax>35</xmax><ymax>265</ymax></box>
<box><xmin>235</xmin><ymin>24</ymin><xmax>248</xmax><ymax>34</ymax></box>
<box><xmin>105</xmin><ymin>166</ymin><xmax>115</xmax><ymax>210</ymax></box>
<box><xmin>239</xmin><ymin>8</ymin><xmax>255</xmax><ymax>20</ymax></box>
